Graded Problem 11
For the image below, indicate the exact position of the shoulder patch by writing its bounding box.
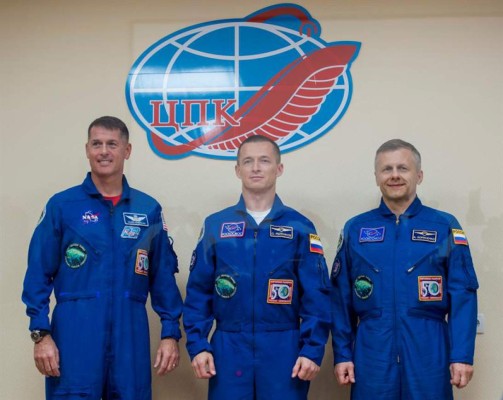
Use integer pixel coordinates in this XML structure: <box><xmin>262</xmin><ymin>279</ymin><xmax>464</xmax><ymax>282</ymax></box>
<box><xmin>309</xmin><ymin>234</ymin><xmax>324</xmax><ymax>254</ymax></box>
<box><xmin>37</xmin><ymin>206</ymin><xmax>46</xmax><ymax>226</ymax></box>
<box><xmin>331</xmin><ymin>257</ymin><xmax>341</xmax><ymax>281</ymax></box>
<box><xmin>336</xmin><ymin>233</ymin><xmax>343</xmax><ymax>254</ymax></box>
<box><xmin>161</xmin><ymin>210</ymin><xmax>168</xmax><ymax>231</ymax></box>
<box><xmin>452</xmin><ymin>229</ymin><xmax>468</xmax><ymax>246</ymax></box>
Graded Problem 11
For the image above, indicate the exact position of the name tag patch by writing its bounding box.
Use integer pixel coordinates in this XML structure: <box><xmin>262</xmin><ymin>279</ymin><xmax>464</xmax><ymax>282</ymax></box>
<box><xmin>220</xmin><ymin>221</ymin><xmax>245</xmax><ymax>238</ymax></box>
<box><xmin>359</xmin><ymin>227</ymin><xmax>385</xmax><ymax>243</ymax></box>
<box><xmin>412</xmin><ymin>229</ymin><xmax>437</xmax><ymax>243</ymax></box>
<box><xmin>124</xmin><ymin>212</ymin><xmax>149</xmax><ymax>227</ymax></box>
<box><xmin>135</xmin><ymin>249</ymin><xmax>149</xmax><ymax>276</ymax></box>
<box><xmin>418</xmin><ymin>276</ymin><xmax>443</xmax><ymax>301</ymax></box>
<box><xmin>267</xmin><ymin>279</ymin><xmax>294</xmax><ymax>304</ymax></box>
<box><xmin>270</xmin><ymin>225</ymin><xmax>293</xmax><ymax>239</ymax></box>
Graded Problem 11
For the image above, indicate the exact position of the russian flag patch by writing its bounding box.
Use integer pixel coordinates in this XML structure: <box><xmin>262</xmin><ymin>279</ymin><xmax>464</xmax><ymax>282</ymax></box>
<box><xmin>309</xmin><ymin>234</ymin><xmax>324</xmax><ymax>254</ymax></box>
<box><xmin>452</xmin><ymin>229</ymin><xmax>468</xmax><ymax>246</ymax></box>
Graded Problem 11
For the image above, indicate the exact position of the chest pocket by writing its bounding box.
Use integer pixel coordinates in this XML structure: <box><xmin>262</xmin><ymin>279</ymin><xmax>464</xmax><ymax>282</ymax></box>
<box><xmin>350</xmin><ymin>250</ymin><xmax>381</xmax><ymax>320</ymax></box>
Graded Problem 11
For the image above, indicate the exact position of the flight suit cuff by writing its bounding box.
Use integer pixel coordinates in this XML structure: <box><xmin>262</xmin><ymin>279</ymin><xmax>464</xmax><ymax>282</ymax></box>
<box><xmin>299</xmin><ymin>346</ymin><xmax>324</xmax><ymax>366</ymax></box>
<box><xmin>29</xmin><ymin>316</ymin><xmax>51</xmax><ymax>332</ymax></box>
<box><xmin>188</xmin><ymin>341</ymin><xmax>213</xmax><ymax>360</ymax></box>
<box><xmin>161</xmin><ymin>323</ymin><xmax>182</xmax><ymax>341</ymax></box>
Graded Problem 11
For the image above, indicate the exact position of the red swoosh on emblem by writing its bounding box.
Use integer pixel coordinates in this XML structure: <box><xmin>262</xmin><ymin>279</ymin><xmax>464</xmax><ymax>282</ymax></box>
<box><xmin>151</xmin><ymin>44</ymin><xmax>357</xmax><ymax>156</ymax></box>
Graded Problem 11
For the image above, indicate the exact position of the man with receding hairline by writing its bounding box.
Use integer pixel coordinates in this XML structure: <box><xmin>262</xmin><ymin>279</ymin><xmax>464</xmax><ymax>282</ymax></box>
<box><xmin>331</xmin><ymin>139</ymin><xmax>478</xmax><ymax>399</ymax></box>
<box><xmin>22</xmin><ymin>116</ymin><xmax>183</xmax><ymax>400</ymax></box>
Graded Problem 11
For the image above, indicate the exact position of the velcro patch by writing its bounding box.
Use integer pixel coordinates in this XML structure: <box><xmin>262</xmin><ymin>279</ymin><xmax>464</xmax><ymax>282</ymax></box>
<box><xmin>124</xmin><ymin>212</ymin><xmax>149</xmax><ymax>227</ymax></box>
<box><xmin>270</xmin><ymin>225</ymin><xmax>293</xmax><ymax>239</ymax></box>
<box><xmin>452</xmin><ymin>229</ymin><xmax>468</xmax><ymax>246</ymax></box>
<box><xmin>309</xmin><ymin>234</ymin><xmax>324</xmax><ymax>254</ymax></box>
<box><xmin>135</xmin><ymin>249</ymin><xmax>149</xmax><ymax>276</ymax></box>
<box><xmin>267</xmin><ymin>279</ymin><xmax>294</xmax><ymax>304</ymax></box>
<box><xmin>220</xmin><ymin>221</ymin><xmax>245</xmax><ymax>238</ymax></box>
<box><xmin>121</xmin><ymin>226</ymin><xmax>141</xmax><ymax>239</ymax></box>
<box><xmin>418</xmin><ymin>276</ymin><xmax>443</xmax><ymax>301</ymax></box>
<box><xmin>359</xmin><ymin>227</ymin><xmax>385</xmax><ymax>243</ymax></box>
<box><xmin>412</xmin><ymin>229</ymin><xmax>437</xmax><ymax>243</ymax></box>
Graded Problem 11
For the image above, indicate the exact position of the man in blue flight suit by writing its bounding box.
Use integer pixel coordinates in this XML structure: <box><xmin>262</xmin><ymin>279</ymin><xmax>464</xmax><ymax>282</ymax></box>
<box><xmin>22</xmin><ymin>116</ymin><xmax>183</xmax><ymax>400</ymax></box>
<box><xmin>183</xmin><ymin>135</ymin><xmax>331</xmax><ymax>400</ymax></box>
<box><xmin>331</xmin><ymin>139</ymin><xmax>478</xmax><ymax>399</ymax></box>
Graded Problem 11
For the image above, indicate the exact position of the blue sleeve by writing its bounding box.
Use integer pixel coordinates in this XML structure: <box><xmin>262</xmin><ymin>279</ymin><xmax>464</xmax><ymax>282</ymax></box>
<box><xmin>22</xmin><ymin>201</ymin><xmax>61</xmax><ymax>332</ymax></box>
<box><xmin>295</xmin><ymin>221</ymin><xmax>331</xmax><ymax>366</ymax></box>
<box><xmin>149</xmin><ymin>207</ymin><xmax>183</xmax><ymax>340</ymax></box>
<box><xmin>330</xmin><ymin>226</ymin><xmax>357</xmax><ymax>364</ymax></box>
<box><xmin>183</xmin><ymin>220</ymin><xmax>216</xmax><ymax>359</ymax></box>
<box><xmin>447</xmin><ymin>220</ymin><xmax>478</xmax><ymax>364</ymax></box>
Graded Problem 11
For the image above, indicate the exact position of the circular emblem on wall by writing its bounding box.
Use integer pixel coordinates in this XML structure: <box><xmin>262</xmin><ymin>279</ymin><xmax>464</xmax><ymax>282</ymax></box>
<box><xmin>215</xmin><ymin>274</ymin><xmax>237</xmax><ymax>298</ymax></box>
<box><xmin>354</xmin><ymin>275</ymin><xmax>373</xmax><ymax>299</ymax></box>
<box><xmin>65</xmin><ymin>243</ymin><xmax>87</xmax><ymax>269</ymax></box>
<box><xmin>125</xmin><ymin>4</ymin><xmax>360</xmax><ymax>160</ymax></box>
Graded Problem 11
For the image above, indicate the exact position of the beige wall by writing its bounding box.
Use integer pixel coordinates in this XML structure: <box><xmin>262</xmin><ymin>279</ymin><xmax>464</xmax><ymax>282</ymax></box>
<box><xmin>1</xmin><ymin>1</ymin><xmax>502</xmax><ymax>399</ymax></box>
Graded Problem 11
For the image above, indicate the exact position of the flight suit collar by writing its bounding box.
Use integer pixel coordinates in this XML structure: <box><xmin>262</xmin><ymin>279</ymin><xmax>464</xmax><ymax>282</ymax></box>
<box><xmin>377</xmin><ymin>196</ymin><xmax>423</xmax><ymax>219</ymax></box>
<box><xmin>82</xmin><ymin>172</ymin><xmax>131</xmax><ymax>201</ymax></box>
<box><xmin>235</xmin><ymin>194</ymin><xmax>286</xmax><ymax>221</ymax></box>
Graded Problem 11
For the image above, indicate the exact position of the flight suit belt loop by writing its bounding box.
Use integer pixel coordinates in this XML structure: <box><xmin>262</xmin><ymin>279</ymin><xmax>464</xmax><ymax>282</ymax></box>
<box><xmin>216</xmin><ymin>321</ymin><xmax>299</xmax><ymax>332</ymax></box>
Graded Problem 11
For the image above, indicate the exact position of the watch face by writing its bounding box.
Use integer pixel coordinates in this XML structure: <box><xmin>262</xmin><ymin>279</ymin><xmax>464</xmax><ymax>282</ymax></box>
<box><xmin>31</xmin><ymin>330</ymin><xmax>46</xmax><ymax>343</ymax></box>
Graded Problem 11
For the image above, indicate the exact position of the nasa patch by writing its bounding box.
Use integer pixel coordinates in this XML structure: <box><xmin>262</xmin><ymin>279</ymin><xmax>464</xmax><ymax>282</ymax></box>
<box><xmin>82</xmin><ymin>210</ymin><xmax>99</xmax><ymax>224</ymax></box>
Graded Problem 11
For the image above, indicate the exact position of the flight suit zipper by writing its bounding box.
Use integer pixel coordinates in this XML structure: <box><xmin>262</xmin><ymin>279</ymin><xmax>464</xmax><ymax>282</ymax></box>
<box><xmin>392</xmin><ymin>215</ymin><xmax>401</xmax><ymax>367</ymax></box>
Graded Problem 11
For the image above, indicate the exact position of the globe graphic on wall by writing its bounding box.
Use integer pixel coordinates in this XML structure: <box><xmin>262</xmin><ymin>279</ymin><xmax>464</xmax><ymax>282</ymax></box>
<box><xmin>126</xmin><ymin>10</ymin><xmax>359</xmax><ymax>159</ymax></box>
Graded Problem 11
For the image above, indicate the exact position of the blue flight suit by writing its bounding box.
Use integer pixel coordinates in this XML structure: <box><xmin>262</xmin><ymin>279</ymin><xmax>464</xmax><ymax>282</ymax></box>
<box><xmin>331</xmin><ymin>197</ymin><xmax>478</xmax><ymax>400</ymax></box>
<box><xmin>184</xmin><ymin>195</ymin><xmax>331</xmax><ymax>400</ymax></box>
<box><xmin>22</xmin><ymin>173</ymin><xmax>183</xmax><ymax>400</ymax></box>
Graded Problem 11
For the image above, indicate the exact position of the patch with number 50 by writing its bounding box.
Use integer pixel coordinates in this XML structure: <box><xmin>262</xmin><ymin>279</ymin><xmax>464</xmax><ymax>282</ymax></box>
<box><xmin>418</xmin><ymin>276</ymin><xmax>443</xmax><ymax>301</ymax></box>
<box><xmin>267</xmin><ymin>279</ymin><xmax>294</xmax><ymax>304</ymax></box>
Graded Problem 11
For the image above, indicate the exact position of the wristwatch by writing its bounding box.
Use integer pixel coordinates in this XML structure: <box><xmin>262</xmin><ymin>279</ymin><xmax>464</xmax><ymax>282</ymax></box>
<box><xmin>30</xmin><ymin>330</ymin><xmax>49</xmax><ymax>343</ymax></box>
